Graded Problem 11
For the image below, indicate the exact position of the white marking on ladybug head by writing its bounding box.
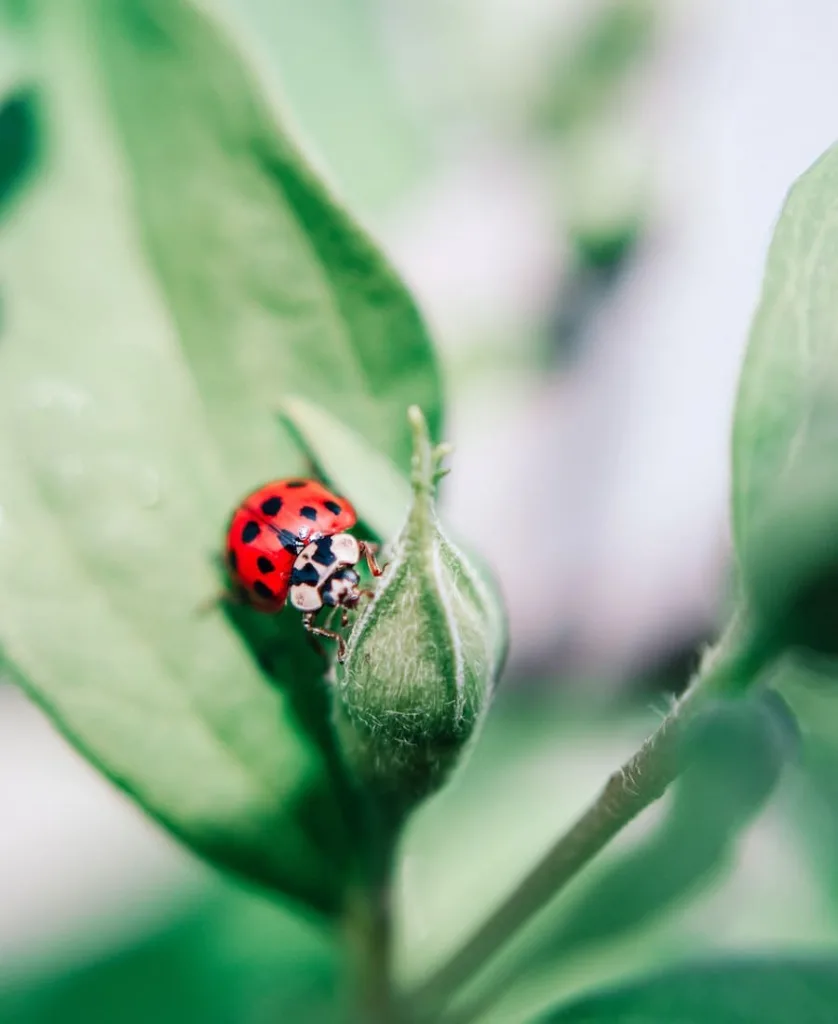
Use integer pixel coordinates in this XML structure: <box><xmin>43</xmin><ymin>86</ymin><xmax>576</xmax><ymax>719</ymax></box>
<box><xmin>329</xmin><ymin>533</ymin><xmax>360</xmax><ymax>566</ymax></box>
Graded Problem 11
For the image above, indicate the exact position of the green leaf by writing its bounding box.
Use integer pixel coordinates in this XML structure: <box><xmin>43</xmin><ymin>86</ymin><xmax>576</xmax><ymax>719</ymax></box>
<box><xmin>732</xmin><ymin>143</ymin><xmax>838</xmax><ymax>649</ymax></box>
<box><xmin>528</xmin><ymin>690</ymin><xmax>795</xmax><ymax>957</ymax></box>
<box><xmin>93</xmin><ymin>0</ymin><xmax>442</xmax><ymax>480</ymax></box>
<box><xmin>0</xmin><ymin>881</ymin><xmax>339</xmax><ymax>1024</ymax></box>
<box><xmin>230</xmin><ymin>0</ymin><xmax>427</xmax><ymax>216</ymax></box>
<box><xmin>538</xmin><ymin>956</ymin><xmax>838</xmax><ymax>1023</ymax></box>
<box><xmin>0</xmin><ymin>87</ymin><xmax>38</xmax><ymax>214</ymax></box>
<box><xmin>0</xmin><ymin>0</ymin><xmax>441</xmax><ymax>914</ymax></box>
<box><xmin>533</xmin><ymin>1</ymin><xmax>657</xmax><ymax>137</ymax></box>
<box><xmin>426</xmin><ymin>691</ymin><xmax>796</xmax><ymax>1024</ymax></box>
<box><xmin>395</xmin><ymin>699</ymin><xmax>659</xmax><ymax>989</ymax></box>
<box><xmin>280</xmin><ymin>394</ymin><xmax>411</xmax><ymax>543</ymax></box>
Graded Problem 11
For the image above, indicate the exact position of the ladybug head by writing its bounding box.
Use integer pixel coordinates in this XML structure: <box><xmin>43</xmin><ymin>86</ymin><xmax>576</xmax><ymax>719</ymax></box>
<box><xmin>289</xmin><ymin>533</ymin><xmax>363</xmax><ymax>614</ymax></box>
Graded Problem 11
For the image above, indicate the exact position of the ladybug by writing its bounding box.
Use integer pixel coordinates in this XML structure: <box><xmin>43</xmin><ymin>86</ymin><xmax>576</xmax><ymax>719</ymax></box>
<box><xmin>225</xmin><ymin>478</ymin><xmax>381</xmax><ymax>659</ymax></box>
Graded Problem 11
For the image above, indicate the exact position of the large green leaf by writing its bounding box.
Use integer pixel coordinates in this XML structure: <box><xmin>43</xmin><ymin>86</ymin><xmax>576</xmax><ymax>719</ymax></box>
<box><xmin>93</xmin><ymin>0</ymin><xmax>441</xmax><ymax>481</ymax></box>
<box><xmin>539</xmin><ymin>957</ymin><xmax>838</xmax><ymax>1023</ymax></box>
<box><xmin>732</xmin><ymin>143</ymin><xmax>838</xmax><ymax>647</ymax></box>
<box><xmin>0</xmin><ymin>881</ymin><xmax>339</xmax><ymax>1024</ymax></box>
<box><xmin>231</xmin><ymin>0</ymin><xmax>427</xmax><ymax>217</ymax></box>
<box><xmin>0</xmin><ymin>0</ymin><xmax>440</xmax><ymax>914</ymax></box>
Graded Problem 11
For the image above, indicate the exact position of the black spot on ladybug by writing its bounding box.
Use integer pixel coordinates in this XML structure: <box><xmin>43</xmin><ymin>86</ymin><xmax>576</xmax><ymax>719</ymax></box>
<box><xmin>257</xmin><ymin>556</ymin><xmax>275</xmax><ymax>575</ymax></box>
<box><xmin>260</xmin><ymin>495</ymin><xmax>283</xmax><ymax>517</ymax></box>
<box><xmin>299</xmin><ymin>505</ymin><xmax>318</xmax><ymax>521</ymax></box>
<box><xmin>324</xmin><ymin>500</ymin><xmax>342</xmax><ymax>515</ymax></box>
<box><xmin>291</xmin><ymin>563</ymin><xmax>320</xmax><ymax>587</ymax></box>
<box><xmin>241</xmin><ymin>520</ymin><xmax>260</xmax><ymax>544</ymax></box>
<box><xmin>322</xmin><ymin>589</ymin><xmax>337</xmax><ymax>607</ymax></box>
<box><xmin>253</xmin><ymin>580</ymin><xmax>274</xmax><ymax>600</ymax></box>
<box><xmin>286</xmin><ymin>480</ymin><xmax>306</xmax><ymax>488</ymax></box>
<box><xmin>335</xmin><ymin>567</ymin><xmax>360</xmax><ymax>584</ymax></box>
<box><xmin>312</xmin><ymin>536</ymin><xmax>336</xmax><ymax>567</ymax></box>
<box><xmin>278</xmin><ymin>528</ymin><xmax>299</xmax><ymax>553</ymax></box>
<box><xmin>227</xmin><ymin>549</ymin><xmax>238</xmax><ymax>572</ymax></box>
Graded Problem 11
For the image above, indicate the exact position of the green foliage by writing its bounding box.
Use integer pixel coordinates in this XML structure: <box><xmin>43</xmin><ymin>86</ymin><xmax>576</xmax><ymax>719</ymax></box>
<box><xmin>93</xmin><ymin>0</ymin><xmax>441</xmax><ymax>478</ymax></box>
<box><xmin>732</xmin><ymin>144</ymin><xmax>838</xmax><ymax>654</ymax></box>
<box><xmin>538</xmin><ymin>957</ymin><xmax>838</xmax><ymax>1023</ymax></box>
<box><xmin>533</xmin><ymin>1</ymin><xmax>657</xmax><ymax>137</ymax></box>
<box><xmin>524</xmin><ymin>691</ymin><xmax>795</xmax><ymax>959</ymax></box>
<box><xmin>231</xmin><ymin>0</ymin><xmax>427</xmax><ymax>216</ymax></box>
<box><xmin>6</xmin><ymin>0</ymin><xmax>838</xmax><ymax>1021</ymax></box>
<box><xmin>0</xmin><ymin>884</ymin><xmax>339</xmax><ymax>1024</ymax></box>
<box><xmin>0</xmin><ymin>87</ymin><xmax>38</xmax><ymax>213</ymax></box>
<box><xmin>279</xmin><ymin>394</ymin><xmax>411</xmax><ymax>543</ymax></box>
<box><xmin>0</xmin><ymin>0</ymin><xmax>441</xmax><ymax>916</ymax></box>
<box><xmin>281</xmin><ymin>396</ymin><xmax>508</xmax><ymax>672</ymax></box>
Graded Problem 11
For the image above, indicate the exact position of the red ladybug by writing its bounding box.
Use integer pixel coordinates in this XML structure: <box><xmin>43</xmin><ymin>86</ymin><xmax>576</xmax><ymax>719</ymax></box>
<box><xmin>225</xmin><ymin>478</ymin><xmax>381</xmax><ymax>659</ymax></box>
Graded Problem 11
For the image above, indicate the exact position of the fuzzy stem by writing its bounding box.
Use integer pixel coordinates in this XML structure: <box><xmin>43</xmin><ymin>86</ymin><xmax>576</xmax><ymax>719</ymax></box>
<box><xmin>343</xmin><ymin>822</ymin><xmax>404</xmax><ymax>1023</ymax></box>
<box><xmin>411</xmin><ymin>610</ymin><xmax>780</xmax><ymax>1018</ymax></box>
<box><xmin>344</xmin><ymin>886</ymin><xmax>398</xmax><ymax>1023</ymax></box>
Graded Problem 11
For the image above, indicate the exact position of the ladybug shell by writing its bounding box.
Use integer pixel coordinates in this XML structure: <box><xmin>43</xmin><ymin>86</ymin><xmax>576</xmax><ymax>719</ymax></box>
<box><xmin>226</xmin><ymin>478</ymin><xmax>357</xmax><ymax>611</ymax></box>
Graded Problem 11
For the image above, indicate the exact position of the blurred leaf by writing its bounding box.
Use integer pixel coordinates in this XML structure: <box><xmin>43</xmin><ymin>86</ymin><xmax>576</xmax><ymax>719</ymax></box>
<box><xmin>779</xmin><ymin>659</ymin><xmax>838</xmax><ymax>919</ymax></box>
<box><xmin>0</xmin><ymin>87</ymin><xmax>38</xmax><ymax>214</ymax></box>
<box><xmin>537</xmin><ymin>956</ymin><xmax>838</xmax><ymax>1023</ymax></box>
<box><xmin>230</xmin><ymin>0</ymin><xmax>427</xmax><ymax>216</ymax></box>
<box><xmin>0</xmin><ymin>0</ymin><xmax>440</xmax><ymax>914</ymax></box>
<box><xmin>444</xmin><ymin>692</ymin><xmax>797</xmax><ymax>1023</ymax></box>
<box><xmin>396</xmin><ymin>697</ymin><xmax>659</xmax><ymax>988</ymax></box>
<box><xmin>732</xmin><ymin>143</ymin><xmax>838</xmax><ymax>653</ymax></box>
<box><xmin>534</xmin><ymin>691</ymin><xmax>796</xmax><ymax>955</ymax></box>
<box><xmin>0</xmin><ymin>884</ymin><xmax>339</xmax><ymax>1024</ymax></box>
<box><xmin>534</xmin><ymin>1</ymin><xmax>656</xmax><ymax>137</ymax></box>
<box><xmin>547</xmin><ymin>258</ymin><xmax>632</xmax><ymax>369</ymax></box>
<box><xmin>94</xmin><ymin>0</ymin><xmax>442</xmax><ymax>477</ymax></box>
<box><xmin>280</xmin><ymin>393</ymin><xmax>410</xmax><ymax>542</ymax></box>
<box><xmin>789</xmin><ymin>737</ymin><xmax>838</xmax><ymax>915</ymax></box>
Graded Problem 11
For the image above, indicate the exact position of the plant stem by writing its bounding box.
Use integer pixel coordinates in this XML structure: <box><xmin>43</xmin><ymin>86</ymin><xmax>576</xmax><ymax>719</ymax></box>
<box><xmin>412</xmin><ymin>610</ymin><xmax>779</xmax><ymax>1018</ymax></box>
<box><xmin>344</xmin><ymin>824</ymin><xmax>405</xmax><ymax>1023</ymax></box>
<box><xmin>345</xmin><ymin>884</ymin><xmax>398</xmax><ymax>1023</ymax></box>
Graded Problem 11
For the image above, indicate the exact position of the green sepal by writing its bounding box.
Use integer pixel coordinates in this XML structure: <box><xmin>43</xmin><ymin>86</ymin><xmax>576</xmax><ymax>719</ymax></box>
<box><xmin>335</xmin><ymin>408</ymin><xmax>505</xmax><ymax>822</ymax></box>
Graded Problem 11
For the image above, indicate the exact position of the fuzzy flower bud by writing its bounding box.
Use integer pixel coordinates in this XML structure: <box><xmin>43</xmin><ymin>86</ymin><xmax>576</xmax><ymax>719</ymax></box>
<box><xmin>335</xmin><ymin>407</ymin><xmax>506</xmax><ymax>820</ymax></box>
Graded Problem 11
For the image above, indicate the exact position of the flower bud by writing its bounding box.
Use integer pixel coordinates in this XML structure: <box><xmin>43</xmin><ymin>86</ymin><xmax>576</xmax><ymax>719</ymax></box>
<box><xmin>335</xmin><ymin>407</ymin><xmax>506</xmax><ymax>821</ymax></box>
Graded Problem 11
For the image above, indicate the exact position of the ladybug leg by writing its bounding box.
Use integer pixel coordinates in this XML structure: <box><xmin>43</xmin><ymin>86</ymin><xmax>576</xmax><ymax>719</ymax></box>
<box><xmin>304</xmin><ymin>629</ymin><xmax>330</xmax><ymax>666</ymax></box>
<box><xmin>196</xmin><ymin>593</ymin><xmax>222</xmax><ymax>617</ymax></box>
<box><xmin>302</xmin><ymin>611</ymin><xmax>347</xmax><ymax>662</ymax></box>
<box><xmin>360</xmin><ymin>541</ymin><xmax>386</xmax><ymax>578</ymax></box>
<box><xmin>196</xmin><ymin>585</ymin><xmax>247</xmax><ymax>617</ymax></box>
